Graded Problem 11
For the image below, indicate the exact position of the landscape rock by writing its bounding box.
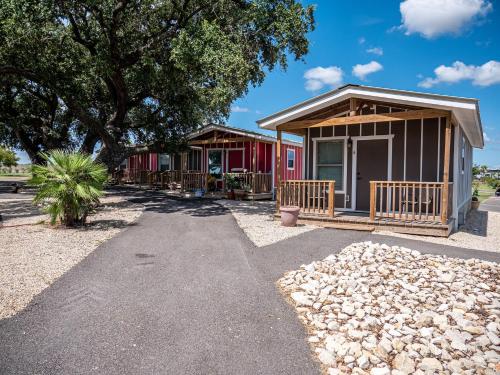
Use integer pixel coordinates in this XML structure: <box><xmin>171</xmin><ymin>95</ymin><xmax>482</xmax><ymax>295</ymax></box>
<box><xmin>278</xmin><ymin>241</ymin><xmax>499</xmax><ymax>375</ymax></box>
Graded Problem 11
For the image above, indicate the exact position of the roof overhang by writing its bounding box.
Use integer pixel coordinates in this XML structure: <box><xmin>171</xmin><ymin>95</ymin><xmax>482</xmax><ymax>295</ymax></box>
<box><xmin>257</xmin><ymin>85</ymin><xmax>484</xmax><ymax>148</ymax></box>
<box><xmin>188</xmin><ymin>124</ymin><xmax>302</xmax><ymax>147</ymax></box>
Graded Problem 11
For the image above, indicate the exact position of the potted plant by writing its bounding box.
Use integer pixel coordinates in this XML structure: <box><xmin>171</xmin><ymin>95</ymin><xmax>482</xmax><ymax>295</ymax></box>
<box><xmin>224</xmin><ymin>174</ymin><xmax>238</xmax><ymax>199</ymax></box>
<box><xmin>280</xmin><ymin>205</ymin><xmax>300</xmax><ymax>227</ymax></box>
<box><xmin>207</xmin><ymin>175</ymin><xmax>217</xmax><ymax>192</ymax></box>
<box><xmin>234</xmin><ymin>181</ymin><xmax>249</xmax><ymax>200</ymax></box>
<box><xmin>471</xmin><ymin>184</ymin><xmax>480</xmax><ymax>210</ymax></box>
<box><xmin>471</xmin><ymin>184</ymin><xmax>480</xmax><ymax>209</ymax></box>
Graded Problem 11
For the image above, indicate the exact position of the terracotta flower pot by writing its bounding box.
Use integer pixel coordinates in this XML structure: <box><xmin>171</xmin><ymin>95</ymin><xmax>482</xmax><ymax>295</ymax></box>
<box><xmin>280</xmin><ymin>206</ymin><xmax>300</xmax><ymax>227</ymax></box>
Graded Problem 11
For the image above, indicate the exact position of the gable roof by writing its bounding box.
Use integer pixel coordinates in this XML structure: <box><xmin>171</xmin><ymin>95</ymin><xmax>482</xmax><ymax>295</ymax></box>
<box><xmin>257</xmin><ymin>84</ymin><xmax>483</xmax><ymax>148</ymax></box>
<box><xmin>188</xmin><ymin>123</ymin><xmax>302</xmax><ymax>147</ymax></box>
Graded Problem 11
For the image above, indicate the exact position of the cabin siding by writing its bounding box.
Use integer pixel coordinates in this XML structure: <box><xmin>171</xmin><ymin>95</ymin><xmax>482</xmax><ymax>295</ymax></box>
<box><xmin>302</xmin><ymin>103</ymin><xmax>461</xmax><ymax>212</ymax></box>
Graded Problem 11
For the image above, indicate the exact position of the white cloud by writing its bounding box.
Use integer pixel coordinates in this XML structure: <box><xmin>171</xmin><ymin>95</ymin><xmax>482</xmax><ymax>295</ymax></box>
<box><xmin>231</xmin><ymin>105</ymin><xmax>249</xmax><ymax>113</ymax></box>
<box><xmin>483</xmin><ymin>132</ymin><xmax>491</xmax><ymax>142</ymax></box>
<box><xmin>418</xmin><ymin>60</ymin><xmax>500</xmax><ymax>87</ymax></box>
<box><xmin>304</xmin><ymin>66</ymin><xmax>344</xmax><ymax>91</ymax></box>
<box><xmin>399</xmin><ymin>0</ymin><xmax>492</xmax><ymax>38</ymax></box>
<box><xmin>358</xmin><ymin>37</ymin><xmax>366</xmax><ymax>45</ymax></box>
<box><xmin>352</xmin><ymin>61</ymin><xmax>383</xmax><ymax>80</ymax></box>
<box><xmin>366</xmin><ymin>47</ymin><xmax>384</xmax><ymax>56</ymax></box>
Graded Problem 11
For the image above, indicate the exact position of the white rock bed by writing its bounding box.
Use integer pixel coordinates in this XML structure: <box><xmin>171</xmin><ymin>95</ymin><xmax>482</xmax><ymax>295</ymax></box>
<box><xmin>219</xmin><ymin>199</ymin><xmax>317</xmax><ymax>247</ymax></box>
<box><xmin>278</xmin><ymin>242</ymin><xmax>500</xmax><ymax>375</ymax></box>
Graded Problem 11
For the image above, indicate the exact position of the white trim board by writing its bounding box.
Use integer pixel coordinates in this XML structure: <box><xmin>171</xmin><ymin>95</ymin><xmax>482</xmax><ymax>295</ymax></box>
<box><xmin>312</xmin><ymin>136</ymin><xmax>349</xmax><ymax>194</ymax></box>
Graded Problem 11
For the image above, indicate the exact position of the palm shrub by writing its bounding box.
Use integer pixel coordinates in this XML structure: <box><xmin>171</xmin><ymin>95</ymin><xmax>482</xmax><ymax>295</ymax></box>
<box><xmin>29</xmin><ymin>150</ymin><xmax>108</xmax><ymax>226</ymax></box>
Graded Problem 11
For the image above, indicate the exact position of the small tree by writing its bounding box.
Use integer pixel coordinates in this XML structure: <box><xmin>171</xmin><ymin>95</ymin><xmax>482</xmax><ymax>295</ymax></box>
<box><xmin>29</xmin><ymin>150</ymin><xmax>107</xmax><ymax>226</ymax></box>
<box><xmin>0</xmin><ymin>146</ymin><xmax>18</xmax><ymax>167</ymax></box>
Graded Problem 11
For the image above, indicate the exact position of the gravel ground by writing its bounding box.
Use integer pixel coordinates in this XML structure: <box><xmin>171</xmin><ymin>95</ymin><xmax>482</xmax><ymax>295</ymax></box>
<box><xmin>219</xmin><ymin>199</ymin><xmax>317</xmax><ymax>247</ymax></box>
<box><xmin>0</xmin><ymin>194</ymin><xmax>143</xmax><ymax>319</ymax></box>
<box><xmin>376</xmin><ymin>209</ymin><xmax>500</xmax><ymax>253</ymax></box>
<box><xmin>279</xmin><ymin>241</ymin><xmax>500</xmax><ymax>375</ymax></box>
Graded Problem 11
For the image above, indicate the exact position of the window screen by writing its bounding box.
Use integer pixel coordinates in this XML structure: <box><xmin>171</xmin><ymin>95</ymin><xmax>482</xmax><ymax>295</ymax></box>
<box><xmin>208</xmin><ymin>150</ymin><xmax>222</xmax><ymax>176</ymax></box>
<box><xmin>316</xmin><ymin>141</ymin><xmax>343</xmax><ymax>188</ymax></box>
<box><xmin>287</xmin><ymin>149</ymin><xmax>295</xmax><ymax>170</ymax></box>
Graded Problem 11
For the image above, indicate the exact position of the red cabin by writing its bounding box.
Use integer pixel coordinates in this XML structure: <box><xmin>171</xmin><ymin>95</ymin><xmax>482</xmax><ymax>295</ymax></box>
<box><xmin>123</xmin><ymin>124</ymin><xmax>303</xmax><ymax>196</ymax></box>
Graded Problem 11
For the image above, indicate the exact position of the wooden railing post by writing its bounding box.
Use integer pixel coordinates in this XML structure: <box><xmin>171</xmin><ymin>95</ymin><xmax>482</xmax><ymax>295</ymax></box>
<box><xmin>441</xmin><ymin>115</ymin><xmax>452</xmax><ymax>224</ymax></box>
<box><xmin>276</xmin><ymin>130</ymin><xmax>282</xmax><ymax>210</ymax></box>
<box><xmin>328</xmin><ymin>181</ymin><xmax>335</xmax><ymax>217</ymax></box>
<box><xmin>369</xmin><ymin>181</ymin><xmax>376</xmax><ymax>221</ymax></box>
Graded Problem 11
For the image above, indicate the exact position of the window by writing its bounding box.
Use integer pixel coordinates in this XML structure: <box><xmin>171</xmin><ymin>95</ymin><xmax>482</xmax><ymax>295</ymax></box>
<box><xmin>287</xmin><ymin>149</ymin><xmax>295</xmax><ymax>170</ymax></box>
<box><xmin>208</xmin><ymin>150</ymin><xmax>223</xmax><ymax>177</ymax></box>
<box><xmin>159</xmin><ymin>153</ymin><xmax>171</xmax><ymax>171</ymax></box>
<box><xmin>316</xmin><ymin>140</ymin><xmax>344</xmax><ymax>189</ymax></box>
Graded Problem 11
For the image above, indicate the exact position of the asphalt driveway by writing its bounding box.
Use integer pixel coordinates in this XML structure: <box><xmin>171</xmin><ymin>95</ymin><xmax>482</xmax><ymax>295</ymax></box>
<box><xmin>1</xmin><ymin>190</ymin><xmax>498</xmax><ymax>374</ymax></box>
<box><xmin>480</xmin><ymin>196</ymin><xmax>500</xmax><ymax>212</ymax></box>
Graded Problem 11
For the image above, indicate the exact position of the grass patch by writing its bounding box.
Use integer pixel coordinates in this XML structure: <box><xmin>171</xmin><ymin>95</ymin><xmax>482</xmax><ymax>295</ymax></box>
<box><xmin>474</xmin><ymin>181</ymin><xmax>495</xmax><ymax>203</ymax></box>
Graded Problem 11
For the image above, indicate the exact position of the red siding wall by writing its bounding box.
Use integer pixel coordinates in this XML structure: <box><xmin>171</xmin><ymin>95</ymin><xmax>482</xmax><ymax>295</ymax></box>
<box><xmin>276</xmin><ymin>143</ymin><xmax>302</xmax><ymax>184</ymax></box>
<box><xmin>126</xmin><ymin>138</ymin><xmax>304</xmax><ymax>187</ymax></box>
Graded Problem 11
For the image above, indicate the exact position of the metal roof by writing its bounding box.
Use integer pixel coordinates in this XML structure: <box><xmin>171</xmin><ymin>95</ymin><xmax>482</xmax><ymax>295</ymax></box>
<box><xmin>257</xmin><ymin>84</ymin><xmax>483</xmax><ymax>148</ymax></box>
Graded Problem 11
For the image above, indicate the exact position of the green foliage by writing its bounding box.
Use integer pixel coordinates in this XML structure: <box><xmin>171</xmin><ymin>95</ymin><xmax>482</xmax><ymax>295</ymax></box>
<box><xmin>472</xmin><ymin>183</ymin><xmax>479</xmax><ymax>198</ymax></box>
<box><xmin>0</xmin><ymin>0</ymin><xmax>315</xmax><ymax>168</ymax></box>
<box><xmin>29</xmin><ymin>150</ymin><xmax>107</xmax><ymax>226</ymax></box>
<box><xmin>472</xmin><ymin>164</ymin><xmax>481</xmax><ymax>177</ymax></box>
<box><xmin>484</xmin><ymin>177</ymin><xmax>500</xmax><ymax>189</ymax></box>
<box><xmin>224</xmin><ymin>174</ymin><xmax>240</xmax><ymax>191</ymax></box>
<box><xmin>0</xmin><ymin>145</ymin><xmax>18</xmax><ymax>167</ymax></box>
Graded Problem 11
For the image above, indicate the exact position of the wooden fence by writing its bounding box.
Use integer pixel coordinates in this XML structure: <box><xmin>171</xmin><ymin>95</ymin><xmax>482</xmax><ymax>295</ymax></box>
<box><xmin>280</xmin><ymin>180</ymin><xmax>335</xmax><ymax>217</ymax></box>
<box><xmin>369</xmin><ymin>181</ymin><xmax>453</xmax><ymax>224</ymax></box>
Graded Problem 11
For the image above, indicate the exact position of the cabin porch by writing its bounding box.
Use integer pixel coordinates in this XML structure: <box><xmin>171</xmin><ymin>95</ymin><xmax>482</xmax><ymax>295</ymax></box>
<box><xmin>273</xmin><ymin>95</ymin><xmax>457</xmax><ymax>237</ymax></box>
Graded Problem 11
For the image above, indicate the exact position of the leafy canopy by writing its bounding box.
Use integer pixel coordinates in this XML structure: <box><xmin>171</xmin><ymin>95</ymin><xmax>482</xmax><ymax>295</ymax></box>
<box><xmin>29</xmin><ymin>150</ymin><xmax>108</xmax><ymax>226</ymax></box>
<box><xmin>0</xmin><ymin>0</ymin><xmax>315</xmax><ymax>168</ymax></box>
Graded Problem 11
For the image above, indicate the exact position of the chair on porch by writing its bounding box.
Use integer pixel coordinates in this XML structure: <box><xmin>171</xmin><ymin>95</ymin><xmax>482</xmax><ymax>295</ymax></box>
<box><xmin>402</xmin><ymin>186</ymin><xmax>433</xmax><ymax>216</ymax></box>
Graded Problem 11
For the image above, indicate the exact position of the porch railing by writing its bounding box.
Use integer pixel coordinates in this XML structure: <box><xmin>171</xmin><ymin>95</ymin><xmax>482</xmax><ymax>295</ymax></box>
<box><xmin>280</xmin><ymin>180</ymin><xmax>335</xmax><ymax>217</ymax></box>
<box><xmin>369</xmin><ymin>181</ymin><xmax>453</xmax><ymax>224</ymax></box>
<box><xmin>161</xmin><ymin>170</ymin><xmax>182</xmax><ymax>188</ymax></box>
<box><xmin>181</xmin><ymin>172</ymin><xmax>209</xmax><ymax>192</ymax></box>
<box><xmin>224</xmin><ymin>172</ymin><xmax>272</xmax><ymax>193</ymax></box>
<box><xmin>124</xmin><ymin>168</ymin><xmax>149</xmax><ymax>184</ymax></box>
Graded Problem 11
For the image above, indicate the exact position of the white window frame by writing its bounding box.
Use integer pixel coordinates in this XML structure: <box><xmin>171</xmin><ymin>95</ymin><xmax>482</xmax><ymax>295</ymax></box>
<box><xmin>312</xmin><ymin>136</ymin><xmax>348</xmax><ymax>194</ymax></box>
<box><xmin>286</xmin><ymin>148</ymin><xmax>296</xmax><ymax>171</ymax></box>
<box><xmin>207</xmin><ymin>149</ymin><xmax>224</xmax><ymax>177</ymax></box>
<box><xmin>158</xmin><ymin>153</ymin><xmax>172</xmax><ymax>172</ymax></box>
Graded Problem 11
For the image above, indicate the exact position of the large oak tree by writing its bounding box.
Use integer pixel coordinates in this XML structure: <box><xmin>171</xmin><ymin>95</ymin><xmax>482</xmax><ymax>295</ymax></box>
<box><xmin>0</xmin><ymin>0</ymin><xmax>314</xmax><ymax>169</ymax></box>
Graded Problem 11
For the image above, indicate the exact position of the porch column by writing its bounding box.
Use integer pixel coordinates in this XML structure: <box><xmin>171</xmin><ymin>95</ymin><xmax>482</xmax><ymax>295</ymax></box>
<box><xmin>276</xmin><ymin>130</ymin><xmax>282</xmax><ymax>210</ymax></box>
<box><xmin>252</xmin><ymin>141</ymin><xmax>257</xmax><ymax>172</ymax></box>
<box><xmin>441</xmin><ymin>114</ymin><xmax>452</xmax><ymax>224</ymax></box>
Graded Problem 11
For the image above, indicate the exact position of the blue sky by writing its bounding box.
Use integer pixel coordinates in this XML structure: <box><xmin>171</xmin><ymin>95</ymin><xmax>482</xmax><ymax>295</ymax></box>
<box><xmin>228</xmin><ymin>0</ymin><xmax>500</xmax><ymax>167</ymax></box>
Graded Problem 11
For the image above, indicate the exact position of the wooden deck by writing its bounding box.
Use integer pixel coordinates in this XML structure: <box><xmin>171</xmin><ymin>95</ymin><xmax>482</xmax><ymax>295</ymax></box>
<box><xmin>275</xmin><ymin>210</ymin><xmax>454</xmax><ymax>237</ymax></box>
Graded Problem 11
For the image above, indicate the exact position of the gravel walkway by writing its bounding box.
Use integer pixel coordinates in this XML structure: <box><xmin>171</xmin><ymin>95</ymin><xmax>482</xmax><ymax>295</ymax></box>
<box><xmin>219</xmin><ymin>199</ymin><xmax>317</xmax><ymax>247</ymax></box>
<box><xmin>279</xmin><ymin>241</ymin><xmax>500</xmax><ymax>375</ymax></box>
<box><xmin>0</xmin><ymin>193</ymin><xmax>143</xmax><ymax>319</ymax></box>
<box><xmin>376</xmin><ymin>208</ymin><xmax>500</xmax><ymax>253</ymax></box>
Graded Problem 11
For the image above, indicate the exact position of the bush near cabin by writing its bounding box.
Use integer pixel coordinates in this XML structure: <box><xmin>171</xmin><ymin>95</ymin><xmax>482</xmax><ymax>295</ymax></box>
<box><xmin>29</xmin><ymin>151</ymin><xmax>107</xmax><ymax>227</ymax></box>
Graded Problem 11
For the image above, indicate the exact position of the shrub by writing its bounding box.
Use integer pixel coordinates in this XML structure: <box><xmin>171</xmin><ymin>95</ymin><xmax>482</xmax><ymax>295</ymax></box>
<box><xmin>29</xmin><ymin>150</ymin><xmax>108</xmax><ymax>226</ymax></box>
